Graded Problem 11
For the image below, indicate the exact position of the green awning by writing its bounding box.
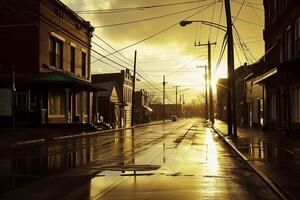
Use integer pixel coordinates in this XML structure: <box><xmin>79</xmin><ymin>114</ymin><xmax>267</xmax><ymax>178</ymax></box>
<box><xmin>30</xmin><ymin>72</ymin><xmax>105</xmax><ymax>91</ymax></box>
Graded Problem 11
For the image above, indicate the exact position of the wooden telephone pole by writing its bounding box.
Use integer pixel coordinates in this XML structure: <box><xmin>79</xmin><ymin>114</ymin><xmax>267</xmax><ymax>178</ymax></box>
<box><xmin>195</xmin><ymin>41</ymin><xmax>215</xmax><ymax>125</ymax></box>
<box><xmin>131</xmin><ymin>50</ymin><xmax>137</xmax><ymax>126</ymax></box>
<box><xmin>224</xmin><ymin>0</ymin><xmax>237</xmax><ymax>137</ymax></box>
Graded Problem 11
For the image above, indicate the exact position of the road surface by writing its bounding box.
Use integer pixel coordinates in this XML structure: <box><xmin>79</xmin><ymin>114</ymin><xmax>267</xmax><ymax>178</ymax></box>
<box><xmin>1</xmin><ymin>119</ymin><xmax>278</xmax><ymax>199</ymax></box>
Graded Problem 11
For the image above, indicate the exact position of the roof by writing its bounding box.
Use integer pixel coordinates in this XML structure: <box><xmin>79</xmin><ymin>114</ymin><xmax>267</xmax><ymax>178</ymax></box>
<box><xmin>94</xmin><ymin>81</ymin><xmax>119</xmax><ymax>97</ymax></box>
<box><xmin>30</xmin><ymin>72</ymin><xmax>105</xmax><ymax>91</ymax></box>
<box><xmin>51</xmin><ymin>0</ymin><xmax>94</xmax><ymax>32</ymax></box>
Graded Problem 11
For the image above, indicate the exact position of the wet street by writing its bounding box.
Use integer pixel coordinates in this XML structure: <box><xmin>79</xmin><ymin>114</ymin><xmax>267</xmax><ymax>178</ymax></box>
<box><xmin>1</xmin><ymin>119</ymin><xmax>278</xmax><ymax>199</ymax></box>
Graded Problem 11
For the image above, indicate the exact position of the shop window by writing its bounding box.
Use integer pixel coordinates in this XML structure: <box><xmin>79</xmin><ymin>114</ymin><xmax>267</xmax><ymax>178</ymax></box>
<box><xmin>48</xmin><ymin>92</ymin><xmax>65</xmax><ymax>116</ymax></box>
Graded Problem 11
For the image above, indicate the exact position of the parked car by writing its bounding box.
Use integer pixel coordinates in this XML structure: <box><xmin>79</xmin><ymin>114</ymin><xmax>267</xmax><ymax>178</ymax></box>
<box><xmin>170</xmin><ymin>115</ymin><xmax>177</xmax><ymax>121</ymax></box>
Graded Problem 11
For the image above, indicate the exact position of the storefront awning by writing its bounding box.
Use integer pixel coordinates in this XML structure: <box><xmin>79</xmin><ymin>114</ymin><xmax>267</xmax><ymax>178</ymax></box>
<box><xmin>144</xmin><ymin>106</ymin><xmax>153</xmax><ymax>112</ymax></box>
<box><xmin>253</xmin><ymin>68</ymin><xmax>277</xmax><ymax>84</ymax></box>
<box><xmin>30</xmin><ymin>72</ymin><xmax>106</xmax><ymax>91</ymax></box>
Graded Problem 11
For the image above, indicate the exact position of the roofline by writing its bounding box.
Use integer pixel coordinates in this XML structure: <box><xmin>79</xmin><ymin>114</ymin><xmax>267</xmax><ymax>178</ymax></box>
<box><xmin>51</xmin><ymin>0</ymin><xmax>94</xmax><ymax>32</ymax></box>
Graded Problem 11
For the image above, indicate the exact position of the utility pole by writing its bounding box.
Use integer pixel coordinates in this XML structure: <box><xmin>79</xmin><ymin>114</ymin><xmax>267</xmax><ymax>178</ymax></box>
<box><xmin>224</xmin><ymin>0</ymin><xmax>237</xmax><ymax>137</ymax></box>
<box><xmin>195</xmin><ymin>42</ymin><xmax>216</xmax><ymax>125</ymax></box>
<box><xmin>163</xmin><ymin>75</ymin><xmax>166</xmax><ymax>122</ymax></box>
<box><xmin>131</xmin><ymin>50</ymin><xmax>137</xmax><ymax>127</ymax></box>
<box><xmin>204</xmin><ymin>65</ymin><xmax>209</xmax><ymax>120</ymax></box>
<box><xmin>179</xmin><ymin>94</ymin><xmax>182</xmax><ymax>105</ymax></box>
<box><xmin>175</xmin><ymin>86</ymin><xmax>180</xmax><ymax>117</ymax></box>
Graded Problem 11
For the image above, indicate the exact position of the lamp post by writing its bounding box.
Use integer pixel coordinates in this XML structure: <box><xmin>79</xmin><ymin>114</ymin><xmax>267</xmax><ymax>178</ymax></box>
<box><xmin>180</xmin><ymin>16</ymin><xmax>236</xmax><ymax>136</ymax></box>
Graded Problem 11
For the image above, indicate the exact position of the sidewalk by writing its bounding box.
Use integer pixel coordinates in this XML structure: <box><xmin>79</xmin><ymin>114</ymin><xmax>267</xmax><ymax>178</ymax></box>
<box><xmin>0</xmin><ymin>120</ymin><xmax>170</xmax><ymax>149</ymax></box>
<box><xmin>213</xmin><ymin>119</ymin><xmax>300</xmax><ymax>199</ymax></box>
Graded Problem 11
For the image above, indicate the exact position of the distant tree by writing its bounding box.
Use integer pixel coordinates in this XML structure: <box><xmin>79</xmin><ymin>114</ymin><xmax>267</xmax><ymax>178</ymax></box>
<box><xmin>183</xmin><ymin>93</ymin><xmax>205</xmax><ymax>118</ymax></box>
<box><xmin>148</xmin><ymin>94</ymin><xmax>162</xmax><ymax>104</ymax></box>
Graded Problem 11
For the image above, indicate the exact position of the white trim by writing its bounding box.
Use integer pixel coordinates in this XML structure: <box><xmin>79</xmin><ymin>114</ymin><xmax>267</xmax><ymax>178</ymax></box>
<box><xmin>81</xmin><ymin>48</ymin><xmax>87</xmax><ymax>53</ymax></box>
<box><xmin>50</xmin><ymin>32</ymin><xmax>65</xmax><ymax>42</ymax></box>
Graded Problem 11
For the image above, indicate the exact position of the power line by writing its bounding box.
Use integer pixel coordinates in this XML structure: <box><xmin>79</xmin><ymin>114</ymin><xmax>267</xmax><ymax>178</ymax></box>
<box><xmin>75</xmin><ymin>0</ymin><xmax>213</xmax><ymax>14</ymax></box>
<box><xmin>98</xmin><ymin>2</ymin><xmax>217</xmax><ymax>60</ymax></box>
<box><xmin>94</xmin><ymin>6</ymin><xmax>204</xmax><ymax>28</ymax></box>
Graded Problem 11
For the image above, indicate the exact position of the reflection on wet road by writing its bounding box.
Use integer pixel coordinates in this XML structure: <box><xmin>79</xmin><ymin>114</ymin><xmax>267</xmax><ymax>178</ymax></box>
<box><xmin>86</xmin><ymin>120</ymin><xmax>277</xmax><ymax>200</ymax></box>
<box><xmin>1</xmin><ymin>119</ymin><xmax>279</xmax><ymax>199</ymax></box>
<box><xmin>233</xmin><ymin>137</ymin><xmax>295</xmax><ymax>161</ymax></box>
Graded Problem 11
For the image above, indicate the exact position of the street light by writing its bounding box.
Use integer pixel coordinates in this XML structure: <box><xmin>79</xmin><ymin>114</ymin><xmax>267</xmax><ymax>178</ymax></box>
<box><xmin>180</xmin><ymin>18</ymin><xmax>237</xmax><ymax>136</ymax></box>
<box><xmin>180</xmin><ymin>20</ymin><xmax>227</xmax><ymax>32</ymax></box>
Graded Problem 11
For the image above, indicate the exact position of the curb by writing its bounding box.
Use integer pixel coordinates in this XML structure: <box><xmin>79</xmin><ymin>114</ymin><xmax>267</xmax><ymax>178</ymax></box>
<box><xmin>12</xmin><ymin>120</ymin><xmax>173</xmax><ymax>146</ymax></box>
<box><xmin>210</xmin><ymin>124</ymin><xmax>294</xmax><ymax>200</ymax></box>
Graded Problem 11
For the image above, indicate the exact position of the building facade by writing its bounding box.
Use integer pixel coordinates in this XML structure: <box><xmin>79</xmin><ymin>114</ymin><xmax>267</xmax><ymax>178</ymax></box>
<box><xmin>92</xmin><ymin>69</ymin><xmax>133</xmax><ymax>128</ymax></box>
<box><xmin>134</xmin><ymin>89</ymin><xmax>152</xmax><ymax>123</ymax></box>
<box><xmin>93</xmin><ymin>81</ymin><xmax>121</xmax><ymax>128</ymax></box>
<box><xmin>0</xmin><ymin>0</ymin><xmax>97</xmax><ymax>127</ymax></box>
<box><xmin>258</xmin><ymin>0</ymin><xmax>300</xmax><ymax>132</ymax></box>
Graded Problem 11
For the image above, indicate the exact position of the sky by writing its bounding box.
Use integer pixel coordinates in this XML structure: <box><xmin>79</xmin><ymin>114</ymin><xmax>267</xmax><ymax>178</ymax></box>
<box><xmin>61</xmin><ymin>0</ymin><xmax>264</xmax><ymax>104</ymax></box>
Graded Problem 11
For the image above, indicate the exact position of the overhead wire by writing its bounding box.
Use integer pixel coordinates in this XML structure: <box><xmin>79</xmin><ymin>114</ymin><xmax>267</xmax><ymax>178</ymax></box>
<box><xmin>75</xmin><ymin>0</ymin><xmax>212</xmax><ymax>14</ymax></box>
<box><xmin>94</xmin><ymin>6</ymin><xmax>205</xmax><ymax>28</ymax></box>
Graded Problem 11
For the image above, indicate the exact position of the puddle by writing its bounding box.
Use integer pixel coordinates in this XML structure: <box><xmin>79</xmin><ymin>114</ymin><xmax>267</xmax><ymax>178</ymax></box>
<box><xmin>233</xmin><ymin>138</ymin><xmax>295</xmax><ymax>161</ymax></box>
<box><xmin>100</xmin><ymin>164</ymin><xmax>161</xmax><ymax>172</ymax></box>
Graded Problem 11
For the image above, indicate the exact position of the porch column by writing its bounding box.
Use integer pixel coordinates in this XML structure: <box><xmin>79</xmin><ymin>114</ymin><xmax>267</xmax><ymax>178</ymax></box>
<box><xmin>65</xmin><ymin>88</ymin><xmax>70</xmax><ymax>123</ymax></box>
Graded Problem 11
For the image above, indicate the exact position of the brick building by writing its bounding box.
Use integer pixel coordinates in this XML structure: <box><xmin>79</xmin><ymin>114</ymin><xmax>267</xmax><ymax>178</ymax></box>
<box><xmin>0</xmin><ymin>0</ymin><xmax>100</xmax><ymax>127</ymax></box>
<box><xmin>255</xmin><ymin>0</ymin><xmax>300</xmax><ymax>132</ymax></box>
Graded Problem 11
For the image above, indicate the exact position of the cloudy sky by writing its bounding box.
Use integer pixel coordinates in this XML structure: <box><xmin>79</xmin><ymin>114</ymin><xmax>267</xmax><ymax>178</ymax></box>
<box><xmin>61</xmin><ymin>0</ymin><xmax>264</xmax><ymax>103</ymax></box>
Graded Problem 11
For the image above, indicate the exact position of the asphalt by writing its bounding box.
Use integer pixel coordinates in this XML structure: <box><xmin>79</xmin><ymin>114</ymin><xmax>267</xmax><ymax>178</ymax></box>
<box><xmin>1</xmin><ymin>119</ymin><xmax>278</xmax><ymax>200</ymax></box>
<box><xmin>213</xmin><ymin>119</ymin><xmax>300</xmax><ymax>200</ymax></box>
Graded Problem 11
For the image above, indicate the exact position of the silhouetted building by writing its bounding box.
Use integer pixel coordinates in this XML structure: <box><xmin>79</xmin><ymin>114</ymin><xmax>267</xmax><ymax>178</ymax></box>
<box><xmin>93</xmin><ymin>81</ymin><xmax>121</xmax><ymax>128</ymax></box>
<box><xmin>134</xmin><ymin>89</ymin><xmax>152</xmax><ymax>123</ymax></box>
<box><xmin>0</xmin><ymin>0</ymin><xmax>99</xmax><ymax>127</ymax></box>
<box><xmin>256</xmin><ymin>0</ymin><xmax>300</xmax><ymax>132</ymax></box>
<box><xmin>92</xmin><ymin>69</ymin><xmax>133</xmax><ymax>128</ymax></box>
<box><xmin>234</xmin><ymin>63</ymin><xmax>263</xmax><ymax>127</ymax></box>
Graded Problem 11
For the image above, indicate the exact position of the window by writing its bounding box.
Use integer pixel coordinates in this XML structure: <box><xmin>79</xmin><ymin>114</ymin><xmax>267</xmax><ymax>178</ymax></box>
<box><xmin>279</xmin><ymin>39</ymin><xmax>284</xmax><ymax>63</ymax></box>
<box><xmin>70</xmin><ymin>46</ymin><xmax>75</xmax><ymax>73</ymax></box>
<box><xmin>49</xmin><ymin>36</ymin><xmax>63</xmax><ymax>69</ymax></box>
<box><xmin>273</xmin><ymin>0</ymin><xmax>277</xmax><ymax>18</ymax></box>
<box><xmin>76</xmin><ymin>93</ymin><xmax>81</xmax><ymax>116</ymax></box>
<box><xmin>48</xmin><ymin>92</ymin><xmax>65</xmax><ymax>116</ymax></box>
<box><xmin>81</xmin><ymin>52</ymin><xmax>86</xmax><ymax>77</ymax></box>
<box><xmin>295</xmin><ymin>17</ymin><xmax>300</xmax><ymax>56</ymax></box>
<box><xmin>292</xmin><ymin>88</ymin><xmax>300</xmax><ymax>123</ymax></box>
<box><xmin>16</xmin><ymin>92</ymin><xmax>27</xmax><ymax>108</ymax></box>
<box><xmin>286</xmin><ymin>27</ymin><xmax>292</xmax><ymax>61</ymax></box>
<box><xmin>270</xmin><ymin>93</ymin><xmax>277</xmax><ymax>120</ymax></box>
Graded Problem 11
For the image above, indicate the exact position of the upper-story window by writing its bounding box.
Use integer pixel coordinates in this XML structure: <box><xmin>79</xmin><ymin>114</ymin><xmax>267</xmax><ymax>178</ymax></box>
<box><xmin>286</xmin><ymin>27</ymin><xmax>292</xmax><ymax>61</ymax></box>
<box><xmin>279</xmin><ymin>37</ymin><xmax>284</xmax><ymax>63</ymax></box>
<box><xmin>49</xmin><ymin>36</ymin><xmax>63</xmax><ymax>69</ymax></box>
<box><xmin>70</xmin><ymin>46</ymin><xmax>75</xmax><ymax>73</ymax></box>
<box><xmin>81</xmin><ymin>52</ymin><xmax>87</xmax><ymax>77</ymax></box>
<box><xmin>295</xmin><ymin>17</ymin><xmax>300</xmax><ymax>57</ymax></box>
<box><xmin>273</xmin><ymin>0</ymin><xmax>277</xmax><ymax>18</ymax></box>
